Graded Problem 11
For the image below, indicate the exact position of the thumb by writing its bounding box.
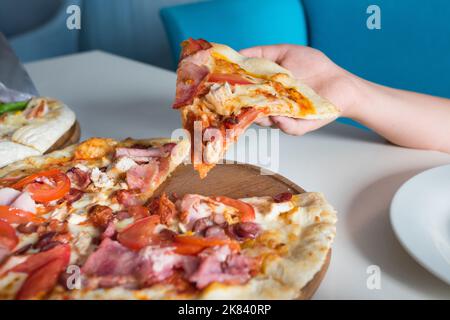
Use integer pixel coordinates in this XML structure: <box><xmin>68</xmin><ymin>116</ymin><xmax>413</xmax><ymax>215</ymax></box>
<box><xmin>239</xmin><ymin>45</ymin><xmax>290</xmax><ymax>63</ymax></box>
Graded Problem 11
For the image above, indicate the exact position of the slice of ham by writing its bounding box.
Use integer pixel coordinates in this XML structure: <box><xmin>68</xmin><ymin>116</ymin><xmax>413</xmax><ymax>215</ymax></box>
<box><xmin>81</xmin><ymin>238</ymin><xmax>138</xmax><ymax>277</ymax></box>
<box><xmin>135</xmin><ymin>246</ymin><xmax>185</xmax><ymax>285</ymax></box>
<box><xmin>0</xmin><ymin>188</ymin><xmax>21</xmax><ymax>205</ymax></box>
<box><xmin>115</xmin><ymin>143</ymin><xmax>176</xmax><ymax>163</ymax></box>
<box><xmin>66</xmin><ymin>167</ymin><xmax>91</xmax><ymax>190</ymax></box>
<box><xmin>179</xmin><ymin>194</ymin><xmax>225</xmax><ymax>230</ymax></box>
<box><xmin>126</xmin><ymin>162</ymin><xmax>159</xmax><ymax>193</ymax></box>
<box><xmin>188</xmin><ymin>246</ymin><xmax>254</xmax><ymax>289</ymax></box>
<box><xmin>10</xmin><ymin>192</ymin><xmax>36</xmax><ymax>214</ymax></box>
<box><xmin>115</xmin><ymin>190</ymin><xmax>142</xmax><ymax>207</ymax></box>
<box><xmin>173</xmin><ymin>62</ymin><xmax>210</xmax><ymax>109</ymax></box>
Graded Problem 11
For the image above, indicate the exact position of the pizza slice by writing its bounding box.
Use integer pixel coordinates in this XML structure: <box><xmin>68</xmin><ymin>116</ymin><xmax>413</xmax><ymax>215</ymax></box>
<box><xmin>173</xmin><ymin>38</ymin><xmax>340</xmax><ymax>178</ymax></box>
<box><xmin>0</xmin><ymin>97</ymin><xmax>77</xmax><ymax>168</ymax></box>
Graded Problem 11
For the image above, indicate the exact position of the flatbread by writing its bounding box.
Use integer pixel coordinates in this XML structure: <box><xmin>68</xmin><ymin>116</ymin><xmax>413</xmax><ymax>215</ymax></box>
<box><xmin>0</xmin><ymin>97</ymin><xmax>76</xmax><ymax>167</ymax></box>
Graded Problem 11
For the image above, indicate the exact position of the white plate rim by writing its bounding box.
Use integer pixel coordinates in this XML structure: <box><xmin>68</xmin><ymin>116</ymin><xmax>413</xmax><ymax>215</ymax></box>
<box><xmin>390</xmin><ymin>164</ymin><xmax>450</xmax><ymax>285</ymax></box>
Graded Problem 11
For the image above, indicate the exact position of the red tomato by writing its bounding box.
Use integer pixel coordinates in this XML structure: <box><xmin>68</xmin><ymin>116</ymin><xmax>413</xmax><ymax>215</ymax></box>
<box><xmin>127</xmin><ymin>205</ymin><xmax>150</xmax><ymax>220</ymax></box>
<box><xmin>208</xmin><ymin>73</ymin><xmax>253</xmax><ymax>85</ymax></box>
<box><xmin>16</xmin><ymin>258</ymin><xmax>67</xmax><ymax>300</ymax></box>
<box><xmin>11</xmin><ymin>169</ymin><xmax>71</xmax><ymax>203</ymax></box>
<box><xmin>0</xmin><ymin>206</ymin><xmax>43</xmax><ymax>224</ymax></box>
<box><xmin>12</xmin><ymin>244</ymin><xmax>70</xmax><ymax>274</ymax></box>
<box><xmin>0</xmin><ymin>220</ymin><xmax>18</xmax><ymax>251</ymax></box>
<box><xmin>117</xmin><ymin>215</ymin><xmax>161</xmax><ymax>250</ymax></box>
<box><xmin>174</xmin><ymin>235</ymin><xmax>240</xmax><ymax>255</ymax></box>
<box><xmin>212</xmin><ymin>196</ymin><xmax>255</xmax><ymax>222</ymax></box>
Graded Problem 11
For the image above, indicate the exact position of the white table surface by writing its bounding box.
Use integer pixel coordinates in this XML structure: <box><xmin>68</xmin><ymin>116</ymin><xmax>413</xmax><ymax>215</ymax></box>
<box><xmin>25</xmin><ymin>51</ymin><xmax>450</xmax><ymax>299</ymax></box>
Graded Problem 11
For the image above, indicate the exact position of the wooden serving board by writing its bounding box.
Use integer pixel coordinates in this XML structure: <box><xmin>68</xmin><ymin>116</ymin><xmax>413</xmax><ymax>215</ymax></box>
<box><xmin>154</xmin><ymin>163</ymin><xmax>331</xmax><ymax>299</ymax></box>
<box><xmin>46</xmin><ymin>121</ymin><xmax>81</xmax><ymax>153</ymax></box>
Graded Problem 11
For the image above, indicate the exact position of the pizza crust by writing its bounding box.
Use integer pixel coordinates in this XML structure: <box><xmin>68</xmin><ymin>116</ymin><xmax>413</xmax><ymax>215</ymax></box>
<box><xmin>0</xmin><ymin>141</ymin><xmax>40</xmax><ymax>168</ymax></box>
<box><xmin>12</xmin><ymin>103</ymin><xmax>76</xmax><ymax>153</ymax></box>
<box><xmin>210</xmin><ymin>43</ymin><xmax>340</xmax><ymax>119</ymax></box>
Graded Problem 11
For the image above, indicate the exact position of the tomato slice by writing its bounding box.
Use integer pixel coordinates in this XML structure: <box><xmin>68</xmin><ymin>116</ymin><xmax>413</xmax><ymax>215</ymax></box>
<box><xmin>11</xmin><ymin>169</ymin><xmax>71</xmax><ymax>203</ymax></box>
<box><xmin>117</xmin><ymin>215</ymin><xmax>161</xmax><ymax>250</ymax></box>
<box><xmin>12</xmin><ymin>244</ymin><xmax>70</xmax><ymax>274</ymax></box>
<box><xmin>0</xmin><ymin>206</ymin><xmax>43</xmax><ymax>224</ymax></box>
<box><xmin>212</xmin><ymin>196</ymin><xmax>255</xmax><ymax>222</ymax></box>
<box><xmin>174</xmin><ymin>235</ymin><xmax>240</xmax><ymax>255</ymax></box>
<box><xmin>127</xmin><ymin>205</ymin><xmax>150</xmax><ymax>220</ymax></box>
<box><xmin>208</xmin><ymin>73</ymin><xmax>253</xmax><ymax>85</ymax></box>
<box><xmin>0</xmin><ymin>220</ymin><xmax>18</xmax><ymax>251</ymax></box>
<box><xmin>16</xmin><ymin>258</ymin><xmax>67</xmax><ymax>300</ymax></box>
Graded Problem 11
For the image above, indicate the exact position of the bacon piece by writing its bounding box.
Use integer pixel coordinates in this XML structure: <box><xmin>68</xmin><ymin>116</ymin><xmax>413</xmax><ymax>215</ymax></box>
<box><xmin>147</xmin><ymin>193</ymin><xmax>177</xmax><ymax>225</ymax></box>
<box><xmin>101</xmin><ymin>222</ymin><xmax>116</xmax><ymax>240</ymax></box>
<box><xmin>126</xmin><ymin>162</ymin><xmax>159</xmax><ymax>193</ymax></box>
<box><xmin>179</xmin><ymin>38</ymin><xmax>212</xmax><ymax>61</ymax></box>
<box><xmin>0</xmin><ymin>188</ymin><xmax>21</xmax><ymax>205</ymax></box>
<box><xmin>10</xmin><ymin>192</ymin><xmax>36</xmax><ymax>214</ymax></box>
<box><xmin>204</xmin><ymin>226</ymin><xmax>227</xmax><ymax>239</ymax></box>
<box><xmin>179</xmin><ymin>194</ymin><xmax>224</xmax><ymax>230</ymax></box>
<box><xmin>62</xmin><ymin>188</ymin><xmax>83</xmax><ymax>205</ymax></box>
<box><xmin>188</xmin><ymin>246</ymin><xmax>254</xmax><ymax>289</ymax></box>
<box><xmin>89</xmin><ymin>205</ymin><xmax>114</xmax><ymax>229</ymax></box>
<box><xmin>115</xmin><ymin>189</ymin><xmax>142</xmax><ymax>207</ymax></box>
<box><xmin>135</xmin><ymin>247</ymin><xmax>184</xmax><ymax>285</ymax></box>
<box><xmin>81</xmin><ymin>238</ymin><xmax>138</xmax><ymax>277</ymax></box>
<box><xmin>66</xmin><ymin>167</ymin><xmax>91</xmax><ymax>190</ymax></box>
<box><xmin>173</xmin><ymin>62</ymin><xmax>210</xmax><ymax>109</ymax></box>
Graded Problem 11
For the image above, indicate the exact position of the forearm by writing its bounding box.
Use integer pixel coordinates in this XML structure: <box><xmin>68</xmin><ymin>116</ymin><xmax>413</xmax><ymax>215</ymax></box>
<box><xmin>344</xmin><ymin>76</ymin><xmax>450</xmax><ymax>153</ymax></box>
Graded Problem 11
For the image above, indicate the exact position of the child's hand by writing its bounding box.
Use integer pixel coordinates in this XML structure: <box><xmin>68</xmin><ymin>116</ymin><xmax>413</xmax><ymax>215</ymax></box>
<box><xmin>240</xmin><ymin>45</ymin><xmax>360</xmax><ymax>135</ymax></box>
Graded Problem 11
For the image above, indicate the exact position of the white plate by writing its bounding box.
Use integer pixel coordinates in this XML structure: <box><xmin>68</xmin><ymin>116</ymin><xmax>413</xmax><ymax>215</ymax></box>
<box><xmin>390</xmin><ymin>164</ymin><xmax>450</xmax><ymax>285</ymax></box>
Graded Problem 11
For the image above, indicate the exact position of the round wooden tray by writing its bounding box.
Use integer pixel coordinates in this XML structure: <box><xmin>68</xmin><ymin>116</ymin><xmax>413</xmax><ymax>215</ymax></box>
<box><xmin>154</xmin><ymin>163</ymin><xmax>331</xmax><ymax>299</ymax></box>
<box><xmin>46</xmin><ymin>121</ymin><xmax>81</xmax><ymax>153</ymax></box>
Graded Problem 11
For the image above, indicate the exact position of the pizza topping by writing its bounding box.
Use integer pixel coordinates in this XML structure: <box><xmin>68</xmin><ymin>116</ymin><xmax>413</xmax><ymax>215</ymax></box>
<box><xmin>66</xmin><ymin>167</ymin><xmax>91</xmax><ymax>190</ymax></box>
<box><xmin>273</xmin><ymin>192</ymin><xmax>293</xmax><ymax>203</ymax></box>
<box><xmin>0</xmin><ymin>206</ymin><xmax>42</xmax><ymax>224</ymax></box>
<box><xmin>126</xmin><ymin>162</ymin><xmax>159</xmax><ymax>193</ymax></box>
<box><xmin>212</xmin><ymin>196</ymin><xmax>255</xmax><ymax>222</ymax></box>
<box><xmin>101</xmin><ymin>222</ymin><xmax>117</xmax><ymax>240</ymax></box>
<box><xmin>11</xmin><ymin>244</ymin><xmax>70</xmax><ymax>274</ymax></box>
<box><xmin>180</xmin><ymin>38</ymin><xmax>212</xmax><ymax>61</ymax></box>
<box><xmin>74</xmin><ymin>138</ymin><xmax>115</xmax><ymax>160</ymax></box>
<box><xmin>147</xmin><ymin>194</ymin><xmax>177</xmax><ymax>225</ymax></box>
<box><xmin>10</xmin><ymin>192</ymin><xmax>36</xmax><ymax>214</ymax></box>
<box><xmin>188</xmin><ymin>246</ymin><xmax>254</xmax><ymax>289</ymax></box>
<box><xmin>173</xmin><ymin>62</ymin><xmax>210</xmax><ymax>109</ymax></box>
<box><xmin>88</xmin><ymin>205</ymin><xmax>114</xmax><ymax>230</ymax></box>
<box><xmin>82</xmin><ymin>238</ymin><xmax>138</xmax><ymax>278</ymax></box>
<box><xmin>0</xmin><ymin>220</ymin><xmax>18</xmax><ymax>251</ymax></box>
<box><xmin>115</xmin><ymin>146</ymin><xmax>170</xmax><ymax>162</ymax></box>
<box><xmin>16</xmin><ymin>257</ymin><xmax>67</xmax><ymax>300</ymax></box>
<box><xmin>208</xmin><ymin>73</ymin><xmax>254</xmax><ymax>85</ymax></box>
<box><xmin>127</xmin><ymin>205</ymin><xmax>150</xmax><ymax>220</ymax></box>
<box><xmin>23</xmin><ymin>98</ymin><xmax>48</xmax><ymax>120</ymax></box>
<box><xmin>16</xmin><ymin>222</ymin><xmax>39</xmax><ymax>234</ymax></box>
<box><xmin>227</xmin><ymin>222</ymin><xmax>261</xmax><ymax>240</ymax></box>
<box><xmin>179</xmin><ymin>194</ymin><xmax>226</xmax><ymax>230</ymax></box>
<box><xmin>204</xmin><ymin>225</ymin><xmax>227</xmax><ymax>239</ymax></box>
<box><xmin>192</xmin><ymin>217</ymin><xmax>214</xmax><ymax>234</ymax></box>
<box><xmin>115</xmin><ymin>189</ymin><xmax>142</xmax><ymax>207</ymax></box>
<box><xmin>117</xmin><ymin>215</ymin><xmax>161</xmax><ymax>250</ymax></box>
<box><xmin>61</xmin><ymin>188</ymin><xmax>83</xmax><ymax>205</ymax></box>
<box><xmin>174</xmin><ymin>235</ymin><xmax>240</xmax><ymax>256</ymax></box>
<box><xmin>90</xmin><ymin>167</ymin><xmax>114</xmax><ymax>189</ymax></box>
<box><xmin>0</xmin><ymin>187</ymin><xmax>21</xmax><ymax>205</ymax></box>
<box><xmin>12</xmin><ymin>169</ymin><xmax>71</xmax><ymax>203</ymax></box>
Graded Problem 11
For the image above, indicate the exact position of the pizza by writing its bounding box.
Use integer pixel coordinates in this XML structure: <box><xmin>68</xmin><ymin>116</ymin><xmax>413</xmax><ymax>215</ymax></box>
<box><xmin>0</xmin><ymin>136</ymin><xmax>336</xmax><ymax>300</ymax></box>
<box><xmin>0</xmin><ymin>97</ymin><xmax>76</xmax><ymax>168</ymax></box>
<box><xmin>172</xmin><ymin>38</ymin><xmax>340</xmax><ymax>178</ymax></box>
<box><xmin>0</xmin><ymin>136</ymin><xmax>190</xmax><ymax>299</ymax></box>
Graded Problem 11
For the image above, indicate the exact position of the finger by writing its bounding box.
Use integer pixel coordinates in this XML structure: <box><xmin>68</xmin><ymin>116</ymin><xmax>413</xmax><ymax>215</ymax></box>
<box><xmin>254</xmin><ymin>117</ymin><xmax>273</xmax><ymax>127</ymax></box>
<box><xmin>270</xmin><ymin>116</ymin><xmax>332</xmax><ymax>136</ymax></box>
<box><xmin>239</xmin><ymin>45</ymin><xmax>290</xmax><ymax>64</ymax></box>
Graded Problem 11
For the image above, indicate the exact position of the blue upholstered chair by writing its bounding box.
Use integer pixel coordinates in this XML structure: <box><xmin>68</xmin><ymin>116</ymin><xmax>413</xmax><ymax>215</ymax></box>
<box><xmin>160</xmin><ymin>0</ymin><xmax>308</xmax><ymax>68</ymax></box>
<box><xmin>3</xmin><ymin>0</ymin><xmax>81</xmax><ymax>63</ymax></box>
